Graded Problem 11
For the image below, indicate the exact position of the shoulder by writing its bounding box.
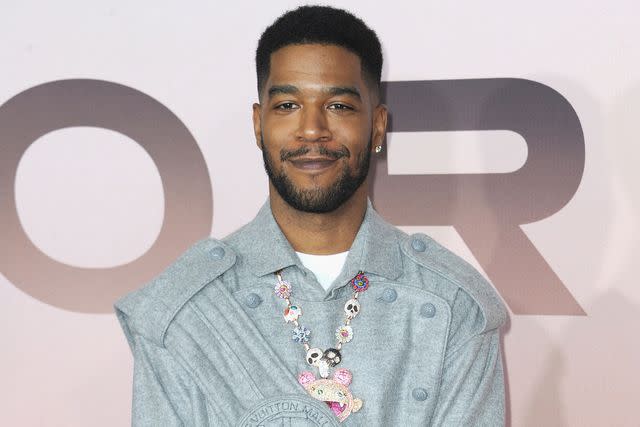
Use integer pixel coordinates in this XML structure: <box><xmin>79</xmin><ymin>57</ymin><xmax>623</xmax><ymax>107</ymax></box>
<box><xmin>114</xmin><ymin>237</ymin><xmax>236</xmax><ymax>349</ymax></box>
<box><xmin>398</xmin><ymin>231</ymin><xmax>507</xmax><ymax>333</ymax></box>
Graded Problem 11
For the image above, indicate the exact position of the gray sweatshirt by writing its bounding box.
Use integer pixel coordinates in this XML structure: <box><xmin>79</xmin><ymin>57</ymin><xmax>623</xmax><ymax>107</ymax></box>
<box><xmin>115</xmin><ymin>201</ymin><xmax>507</xmax><ymax>426</ymax></box>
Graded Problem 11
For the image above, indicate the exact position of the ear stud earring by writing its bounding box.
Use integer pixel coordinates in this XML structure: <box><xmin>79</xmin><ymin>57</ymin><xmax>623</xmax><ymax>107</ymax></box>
<box><xmin>374</xmin><ymin>145</ymin><xmax>383</xmax><ymax>153</ymax></box>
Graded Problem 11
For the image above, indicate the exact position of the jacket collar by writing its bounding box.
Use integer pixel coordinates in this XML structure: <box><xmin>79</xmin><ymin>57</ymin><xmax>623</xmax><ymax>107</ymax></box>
<box><xmin>231</xmin><ymin>199</ymin><xmax>403</xmax><ymax>281</ymax></box>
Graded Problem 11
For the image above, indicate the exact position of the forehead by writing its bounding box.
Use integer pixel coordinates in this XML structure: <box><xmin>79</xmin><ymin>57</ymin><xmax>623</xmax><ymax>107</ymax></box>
<box><xmin>266</xmin><ymin>44</ymin><xmax>366</xmax><ymax>93</ymax></box>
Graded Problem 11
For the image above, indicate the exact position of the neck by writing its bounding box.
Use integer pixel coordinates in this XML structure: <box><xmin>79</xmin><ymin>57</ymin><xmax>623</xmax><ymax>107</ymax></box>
<box><xmin>269</xmin><ymin>183</ymin><xmax>368</xmax><ymax>255</ymax></box>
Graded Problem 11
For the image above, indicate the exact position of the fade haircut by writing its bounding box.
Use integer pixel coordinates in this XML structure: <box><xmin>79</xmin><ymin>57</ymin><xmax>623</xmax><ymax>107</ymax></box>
<box><xmin>255</xmin><ymin>5</ymin><xmax>383</xmax><ymax>98</ymax></box>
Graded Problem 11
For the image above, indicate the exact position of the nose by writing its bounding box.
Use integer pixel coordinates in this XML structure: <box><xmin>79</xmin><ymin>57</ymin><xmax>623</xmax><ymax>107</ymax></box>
<box><xmin>296</xmin><ymin>106</ymin><xmax>331</xmax><ymax>142</ymax></box>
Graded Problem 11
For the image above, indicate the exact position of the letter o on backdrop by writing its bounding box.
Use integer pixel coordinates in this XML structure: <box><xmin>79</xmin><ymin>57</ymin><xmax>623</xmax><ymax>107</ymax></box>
<box><xmin>0</xmin><ymin>79</ymin><xmax>212</xmax><ymax>313</ymax></box>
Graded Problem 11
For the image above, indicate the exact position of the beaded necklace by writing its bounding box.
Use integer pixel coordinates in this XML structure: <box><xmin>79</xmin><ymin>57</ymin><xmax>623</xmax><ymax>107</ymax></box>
<box><xmin>274</xmin><ymin>269</ymin><xmax>370</xmax><ymax>423</ymax></box>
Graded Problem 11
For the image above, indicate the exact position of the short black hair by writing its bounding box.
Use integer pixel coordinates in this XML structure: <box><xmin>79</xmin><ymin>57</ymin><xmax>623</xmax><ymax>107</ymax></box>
<box><xmin>255</xmin><ymin>5</ymin><xmax>383</xmax><ymax>97</ymax></box>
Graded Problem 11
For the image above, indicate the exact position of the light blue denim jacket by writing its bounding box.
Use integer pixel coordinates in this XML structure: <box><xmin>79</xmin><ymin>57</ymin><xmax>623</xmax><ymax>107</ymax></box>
<box><xmin>115</xmin><ymin>201</ymin><xmax>507</xmax><ymax>426</ymax></box>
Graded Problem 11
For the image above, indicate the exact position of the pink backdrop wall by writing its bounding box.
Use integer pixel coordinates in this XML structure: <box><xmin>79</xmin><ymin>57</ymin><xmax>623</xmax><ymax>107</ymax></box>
<box><xmin>2</xmin><ymin>1</ymin><xmax>638</xmax><ymax>425</ymax></box>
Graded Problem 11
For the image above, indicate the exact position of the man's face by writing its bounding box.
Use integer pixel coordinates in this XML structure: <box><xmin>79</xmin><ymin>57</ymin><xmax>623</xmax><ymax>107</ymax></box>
<box><xmin>253</xmin><ymin>44</ymin><xmax>387</xmax><ymax>213</ymax></box>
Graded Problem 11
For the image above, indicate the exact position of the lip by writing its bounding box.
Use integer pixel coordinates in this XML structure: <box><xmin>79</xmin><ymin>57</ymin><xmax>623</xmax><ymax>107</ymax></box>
<box><xmin>288</xmin><ymin>156</ymin><xmax>338</xmax><ymax>171</ymax></box>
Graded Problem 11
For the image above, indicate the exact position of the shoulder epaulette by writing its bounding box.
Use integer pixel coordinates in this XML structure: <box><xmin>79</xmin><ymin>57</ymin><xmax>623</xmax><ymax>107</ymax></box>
<box><xmin>114</xmin><ymin>237</ymin><xmax>236</xmax><ymax>348</ymax></box>
<box><xmin>401</xmin><ymin>233</ymin><xmax>507</xmax><ymax>332</ymax></box>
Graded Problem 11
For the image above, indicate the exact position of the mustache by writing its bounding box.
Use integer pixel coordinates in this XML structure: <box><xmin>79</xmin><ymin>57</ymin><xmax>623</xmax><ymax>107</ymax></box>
<box><xmin>280</xmin><ymin>145</ymin><xmax>350</xmax><ymax>162</ymax></box>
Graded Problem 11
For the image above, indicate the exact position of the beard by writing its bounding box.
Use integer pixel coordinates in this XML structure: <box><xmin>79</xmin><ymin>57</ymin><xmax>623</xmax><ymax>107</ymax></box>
<box><xmin>261</xmin><ymin>137</ymin><xmax>372</xmax><ymax>213</ymax></box>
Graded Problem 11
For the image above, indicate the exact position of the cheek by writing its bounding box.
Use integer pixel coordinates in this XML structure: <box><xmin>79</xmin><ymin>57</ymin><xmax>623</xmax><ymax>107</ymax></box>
<box><xmin>331</xmin><ymin>119</ymin><xmax>372</xmax><ymax>147</ymax></box>
<box><xmin>330</xmin><ymin>116</ymin><xmax>369</xmax><ymax>137</ymax></box>
<box><xmin>259</xmin><ymin>130</ymin><xmax>284</xmax><ymax>157</ymax></box>
<box><xmin>262</xmin><ymin>144</ymin><xmax>282</xmax><ymax>167</ymax></box>
<box><xmin>263</xmin><ymin>115</ymin><xmax>298</xmax><ymax>139</ymax></box>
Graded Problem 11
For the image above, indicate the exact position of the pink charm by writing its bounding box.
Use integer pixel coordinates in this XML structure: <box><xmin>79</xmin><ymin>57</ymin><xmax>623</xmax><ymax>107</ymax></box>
<box><xmin>298</xmin><ymin>371</ymin><xmax>316</xmax><ymax>386</ymax></box>
<box><xmin>298</xmin><ymin>370</ymin><xmax>363</xmax><ymax>422</ymax></box>
<box><xmin>335</xmin><ymin>325</ymin><xmax>353</xmax><ymax>344</ymax></box>
<box><xmin>274</xmin><ymin>281</ymin><xmax>292</xmax><ymax>299</ymax></box>
<box><xmin>333</xmin><ymin>369</ymin><xmax>352</xmax><ymax>386</ymax></box>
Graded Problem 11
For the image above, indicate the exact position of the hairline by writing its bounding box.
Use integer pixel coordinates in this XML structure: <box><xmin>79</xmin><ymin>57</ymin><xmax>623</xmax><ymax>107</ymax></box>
<box><xmin>257</xmin><ymin>42</ymin><xmax>381</xmax><ymax>102</ymax></box>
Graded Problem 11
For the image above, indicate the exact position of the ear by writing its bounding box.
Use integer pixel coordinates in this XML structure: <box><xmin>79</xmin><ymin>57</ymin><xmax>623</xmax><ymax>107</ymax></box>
<box><xmin>298</xmin><ymin>371</ymin><xmax>316</xmax><ymax>388</ymax></box>
<box><xmin>252</xmin><ymin>103</ymin><xmax>262</xmax><ymax>150</ymax></box>
<box><xmin>371</xmin><ymin>103</ymin><xmax>388</xmax><ymax>153</ymax></box>
<box><xmin>333</xmin><ymin>368</ymin><xmax>352</xmax><ymax>386</ymax></box>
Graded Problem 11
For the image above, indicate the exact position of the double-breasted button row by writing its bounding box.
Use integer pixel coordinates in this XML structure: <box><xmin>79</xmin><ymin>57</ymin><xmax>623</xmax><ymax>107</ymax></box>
<box><xmin>244</xmin><ymin>293</ymin><xmax>262</xmax><ymax>308</ymax></box>
<box><xmin>377</xmin><ymin>288</ymin><xmax>438</xmax><ymax>320</ymax></box>
<box><xmin>379</xmin><ymin>288</ymin><xmax>397</xmax><ymax>303</ymax></box>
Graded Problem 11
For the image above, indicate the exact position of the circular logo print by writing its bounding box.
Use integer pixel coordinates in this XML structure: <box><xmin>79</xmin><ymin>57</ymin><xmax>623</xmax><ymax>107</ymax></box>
<box><xmin>237</xmin><ymin>394</ymin><xmax>340</xmax><ymax>427</ymax></box>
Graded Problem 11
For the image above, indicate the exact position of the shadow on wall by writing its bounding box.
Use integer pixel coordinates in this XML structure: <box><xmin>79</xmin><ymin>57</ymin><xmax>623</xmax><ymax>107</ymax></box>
<box><xmin>606</xmin><ymin>81</ymin><xmax>640</xmax><ymax>297</ymax></box>
<box><xmin>522</xmin><ymin>79</ymin><xmax>640</xmax><ymax>427</ymax></box>
<box><xmin>527</xmin><ymin>291</ymin><xmax>640</xmax><ymax>427</ymax></box>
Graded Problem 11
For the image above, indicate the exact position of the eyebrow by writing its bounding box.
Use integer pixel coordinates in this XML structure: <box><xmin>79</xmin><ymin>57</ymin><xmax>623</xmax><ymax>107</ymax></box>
<box><xmin>326</xmin><ymin>86</ymin><xmax>361</xmax><ymax>100</ymax></box>
<box><xmin>266</xmin><ymin>85</ymin><xmax>362</xmax><ymax>100</ymax></box>
<box><xmin>267</xmin><ymin>85</ymin><xmax>299</xmax><ymax>98</ymax></box>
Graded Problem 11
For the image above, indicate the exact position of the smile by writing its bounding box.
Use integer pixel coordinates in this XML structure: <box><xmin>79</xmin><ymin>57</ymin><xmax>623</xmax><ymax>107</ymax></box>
<box><xmin>288</xmin><ymin>157</ymin><xmax>338</xmax><ymax>171</ymax></box>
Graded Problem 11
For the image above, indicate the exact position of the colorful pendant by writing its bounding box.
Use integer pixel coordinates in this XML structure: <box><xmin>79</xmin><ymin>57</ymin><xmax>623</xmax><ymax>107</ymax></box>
<box><xmin>275</xmin><ymin>270</ymin><xmax>369</xmax><ymax>423</ymax></box>
<box><xmin>298</xmin><ymin>369</ymin><xmax>363</xmax><ymax>423</ymax></box>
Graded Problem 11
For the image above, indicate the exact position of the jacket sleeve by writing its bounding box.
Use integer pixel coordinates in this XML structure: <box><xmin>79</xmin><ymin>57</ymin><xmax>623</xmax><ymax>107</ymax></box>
<box><xmin>429</xmin><ymin>289</ymin><xmax>506</xmax><ymax>426</ymax></box>
<box><xmin>130</xmin><ymin>334</ymin><xmax>212</xmax><ymax>427</ymax></box>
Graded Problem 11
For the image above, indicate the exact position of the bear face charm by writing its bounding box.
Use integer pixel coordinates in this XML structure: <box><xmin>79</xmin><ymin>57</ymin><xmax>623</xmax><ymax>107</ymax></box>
<box><xmin>298</xmin><ymin>369</ymin><xmax>363</xmax><ymax>422</ymax></box>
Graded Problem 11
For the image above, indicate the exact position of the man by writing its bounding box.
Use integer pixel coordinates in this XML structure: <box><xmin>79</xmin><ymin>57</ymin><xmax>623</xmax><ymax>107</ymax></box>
<box><xmin>115</xmin><ymin>5</ymin><xmax>506</xmax><ymax>426</ymax></box>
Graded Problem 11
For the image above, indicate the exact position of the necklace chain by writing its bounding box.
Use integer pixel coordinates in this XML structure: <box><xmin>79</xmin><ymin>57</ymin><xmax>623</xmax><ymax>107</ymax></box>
<box><xmin>273</xmin><ymin>269</ymin><xmax>369</xmax><ymax>421</ymax></box>
<box><xmin>274</xmin><ymin>269</ymin><xmax>369</xmax><ymax>378</ymax></box>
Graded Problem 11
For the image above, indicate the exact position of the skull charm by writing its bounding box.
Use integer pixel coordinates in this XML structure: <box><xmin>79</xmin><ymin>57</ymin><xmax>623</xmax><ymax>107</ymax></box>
<box><xmin>307</xmin><ymin>347</ymin><xmax>332</xmax><ymax>378</ymax></box>
<box><xmin>306</xmin><ymin>347</ymin><xmax>323</xmax><ymax>366</ymax></box>
<box><xmin>344</xmin><ymin>298</ymin><xmax>360</xmax><ymax>319</ymax></box>
<box><xmin>322</xmin><ymin>348</ymin><xmax>342</xmax><ymax>367</ymax></box>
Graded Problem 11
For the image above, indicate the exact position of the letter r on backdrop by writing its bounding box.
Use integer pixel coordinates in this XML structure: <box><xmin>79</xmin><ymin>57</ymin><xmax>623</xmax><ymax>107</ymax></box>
<box><xmin>374</xmin><ymin>79</ymin><xmax>585</xmax><ymax>315</ymax></box>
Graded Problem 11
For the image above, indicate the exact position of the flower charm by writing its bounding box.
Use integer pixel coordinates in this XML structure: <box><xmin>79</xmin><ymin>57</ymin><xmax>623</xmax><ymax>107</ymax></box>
<box><xmin>335</xmin><ymin>325</ymin><xmax>353</xmax><ymax>343</ymax></box>
<box><xmin>274</xmin><ymin>280</ymin><xmax>292</xmax><ymax>299</ymax></box>
<box><xmin>350</xmin><ymin>272</ymin><xmax>369</xmax><ymax>293</ymax></box>
<box><xmin>292</xmin><ymin>325</ymin><xmax>311</xmax><ymax>343</ymax></box>
<box><xmin>284</xmin><ymin>305</ymin><xmax>302</xmax><ymax>322</ymax></box>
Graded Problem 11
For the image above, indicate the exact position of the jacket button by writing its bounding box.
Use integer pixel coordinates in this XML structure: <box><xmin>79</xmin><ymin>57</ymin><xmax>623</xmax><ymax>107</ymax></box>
<box><xmin>420</xmin><ymin>303</ymin><xmax>436</xmax><ymax>318</ymax></box>
<box><xmin>209</xmin><ymin>247</ymin><xmax>226</xmax><ymax>260</ymax></box>
<box><xmin>245</xmin><ymin>293</ymin><xmax>262</xmax><ymax>308</ymax></box>
<box><xmin>412</xmin><ymin>387</ymin><xmax>429</xmax><ymax>401</ymax></box>
<box><xmin>411</xmin><ymin>238</ymin><xmax>426</xmax><ymax>252</ymax></box>
<box><xmin>380</xmin><ymin>288</ymin><xmax>397</xmax><ymax>303</ymax></box>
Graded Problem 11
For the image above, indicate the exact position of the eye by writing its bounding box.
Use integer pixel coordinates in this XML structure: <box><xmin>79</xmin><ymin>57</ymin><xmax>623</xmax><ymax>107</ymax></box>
<box><xmin>328</xmin><ymin>103</ymin><xmax>353</xmax><ymax>111</ymax></box>
<box><xmin>275</xmin><ymin>102</ymin><xmax>298</xmax><ymax>111</ymax></box>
